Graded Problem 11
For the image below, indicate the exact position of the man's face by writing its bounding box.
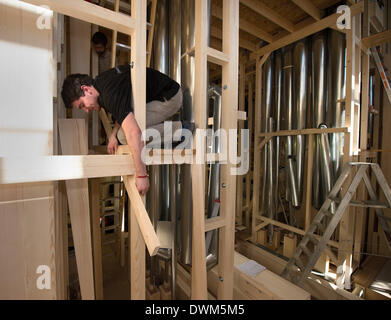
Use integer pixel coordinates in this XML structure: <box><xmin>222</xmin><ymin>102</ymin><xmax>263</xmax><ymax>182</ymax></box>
<box><xmin>72</xmin><ymin>85</ymin><xmax>100</xmax><ymax>114</ymax></box>
<box><xmin>94</xmin><ymin>44</ymin><xmax>106</xmax><ymax>55</ymax></box>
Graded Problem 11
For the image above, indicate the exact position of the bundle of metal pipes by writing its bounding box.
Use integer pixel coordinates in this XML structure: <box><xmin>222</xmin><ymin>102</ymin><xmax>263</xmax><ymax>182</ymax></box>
<box><xmin>260</xmin><ymin>29</ymin><xmax>346</xmax><ymax>239</ymax></box>
<box><xmin>147</xmin><ymin>0</ymin><xmax>221</xmax><ymax>297</ymax></box>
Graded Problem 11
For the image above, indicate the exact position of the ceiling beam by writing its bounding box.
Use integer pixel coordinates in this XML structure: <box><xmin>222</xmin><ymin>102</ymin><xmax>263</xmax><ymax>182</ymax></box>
<box><xmin>240</xmin><ymin>0</ymin><xmax>296</xmax><ymax>33</ymax></box>
<box><xmin>291</xmin><ymin>0</ymin><xmax>324</xmax><ymax>21</ymax></box>
<box><xmin>250</xmin><ymin>1</ymin><xmax>364</xmax><ymax>59</ymax></box>
<box><xmin>210</xmin><ymin>26</ymin><xmax>257</xmax><ymax>52</ymax></box>
<box><xmin>211</xmin><ymin>3</ymin><xmax>274</xmax><ymax>43</ymax></box>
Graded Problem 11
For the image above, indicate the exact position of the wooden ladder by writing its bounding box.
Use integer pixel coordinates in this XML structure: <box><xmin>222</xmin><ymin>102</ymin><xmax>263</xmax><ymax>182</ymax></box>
<box><xmin>281</xmin><ymin>162</ymin><xmax>391</xmax><ymax>287</ymax></box>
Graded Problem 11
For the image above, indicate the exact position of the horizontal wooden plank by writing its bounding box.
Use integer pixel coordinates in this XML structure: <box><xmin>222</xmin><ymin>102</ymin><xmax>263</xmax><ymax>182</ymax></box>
<box><xmin>361</xmin><ymin>29</ymin><xmax>391</xmax><ymax>50</ymax></box>
<box><xmin>237</xmin><ymin>110</ymin><xmax>247</xmax><ymax>121</ymax></box>
<box><xmin>255</xmin><ymin>215</ymin><xmax>340</xmax><ymax>248</ymax></box>
<box><xmin>258</xmin><ymin>127</ymin><xmax>348</xmax><ymax>138</ymax></box>
<box><xmin>205</xmin><ymin>216</ymin><xmax>226</xmax><ymax>232</ymax></box>
<box><xmin>206</xmin><ymin>47</ymin><xmax>230</xmax><ymax>65</ymax></box>
<box><xmin>0</xmin><ymin>155</ymin><xmax>135</xmax><ymax>184</ymax></box>
<box><xmin>21</xmin><ymin>0</ymin><xmax>136</xmax><ymax>34</ymax></box>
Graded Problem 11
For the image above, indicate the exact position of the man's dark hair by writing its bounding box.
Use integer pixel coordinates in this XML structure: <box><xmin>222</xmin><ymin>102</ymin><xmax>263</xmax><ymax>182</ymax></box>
<box><xmin>61</xmin><ymin>74</ymin><xmax>94</xmax><ymax>108</ymax></box>
<box><xmin>92</xmin><ymin>31</ymin><xmax>108</xmax><ymax>47</ymax></box>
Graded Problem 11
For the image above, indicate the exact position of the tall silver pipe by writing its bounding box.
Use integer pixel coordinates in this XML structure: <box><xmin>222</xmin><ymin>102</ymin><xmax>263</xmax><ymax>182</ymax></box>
<box><xmin>152</xmin><ymin>0</ymin><xmax>169</xmax><ymax>74</ymax></box>
<box><xmin>293</xmin><ymin>40</ymin><xmax>308</xmax><ymax>205</ymax></box>
<box><xmin>282</xmin><ymin>47</ymin><xmax>299</xmax><ymax>208</ymax></box>
<box><xmin>205</xmin><ymin>85</ymin><xmax>221</xmax><ymax>259</ymax></box>
<box><xmin>327</xmin><ymin>29</ymin><xmax>345</xmax><ymax>180</ymax></box>
<box><xmin>168</xmin><ymin>0</ymin><xmax>181</xmax><ymax>299</ymax></box>
<box><xmin>318</xmin><ymin>123</ymin><xmax>335</xmax><ymax>213</ymax></box>
<box><xmin>179</xmin><ymin>0</ymin><xmax>195</xmax><ymax>265</ymax></box>
<box><xmin>150</xmin><ymin>0</ymin><xmax>170</xmax><ymax>287</ymax></box>
<box><xmin>273</xmin><ymin>51</ymin><xmax>282</xmax><ymax>221</ymax></box>
<box><xmin>311</xmin><ymin>32</ymin><xmax>327</xmax><ymax>208</ymax></box>
<box><xmin>260</xmin><ymin>55</ymin><xmax>273</xmax><ymax>217</ymax></box>
<box><xmin>267</xmin><ymin>118</ymin><xmax>275</xmax><ymax>243</ymax></box>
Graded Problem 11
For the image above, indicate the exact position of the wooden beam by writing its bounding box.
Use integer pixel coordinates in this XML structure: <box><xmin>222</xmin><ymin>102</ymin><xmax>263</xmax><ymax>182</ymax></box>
<box><xmin>210</xmin><ymin>26</ymin><xmax>256</xmax><ymax>52</ymax></box>
<box><xmin>211</xmin><ymin>3</ymin><xmax>274</xmax><ymax>43</ymax></box>
<box><xmin>129</xmin><ymin>0</ymin><xmax>147</xmax><ymax>300</ymax></box>
<box><xmin>240</xmin><ymin>0</ymin><xmax>296</xmax><ymax>32</ymax></box>
<box><xmin>361</xmin><ymin>29</ymin><xmax>391</xmax><ymax>50</ymax></box>
<box><xmin>146</xmin><ymin>0</ymin><xmax>157</xmax><ymax>67</ymax></box>
<box><xmin>291</xmin><ymin>0</ymin><xmax>324</xmax><ymax>21</ymax></box>
<box><xmin>58</xmin><ymin>119</ymin><xmax>95</xmax><ymax>300</ymax></box>
<box><xmin>250</xmin><ymin>1</ymin><xmax>364</xmax><ymax>59</ymax></box>
<box><xmin>90</xmin><ymin>178</ymin><xmax>104</xmax><ymax>300</ymax></box>
<box><xmin>110</xmin><ymin>0</ymin><xmax>120</xmax><ymax>68</ymax></box>
<box><xmin>192</xmin><ymin>0</ymin><xmax>209</xmax><ymax>300</ymax></box>
<box><xmin>258</xmin><ymin>127</ymin><xmax>348</xmax><ymax>138</ymax></box>
<box><xmin>0</xmin><ymin>155</ymin><xmax>135</xmax><ymax>184</ymax></box>
<box><xmin>217</xmin><ymin>0</ymin><xmax>239</xmax><ymax>300</ymax></box>
<box><xmin>255</xmin><ymin>215</ymin><xmax>340</xmax><ymax>248</ymax></box>
<box><xmin>21</xmin><ymin>0</ymin><xmax>136</xmax><ymax>34</ymax></box>
<box><xmin>205</xmin><ymin>216</ymin><xmax>226</xmax><ymax>232</ymax></box>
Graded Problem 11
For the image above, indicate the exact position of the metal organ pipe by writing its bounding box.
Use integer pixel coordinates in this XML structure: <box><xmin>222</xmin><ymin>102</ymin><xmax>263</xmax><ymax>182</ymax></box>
<box><xmin>273</xmin><ymin>51</ymin><xmax>282</xmax><ymax>221</ymax></box>
<box><xmin>327</xmin><ymin>29</ymin><xmax>346</xmax><ymax>180</ymax></box>
<box><xmin>311</xmin><ymin>32</ymin><xmax>327</xmax><ymax>208</ymax></box>
<box><xmin>179</xmin><ymin>0</ymin><xmax>195</xmax><ymax>265</ymax></box>
<box><xmin>168</xmin><ymin>0</ymin><xmax>182</xmax><ymax>300</ymax></box>
<box><xmin>282</xmin><ymin>47</ymin><xmax>299</xmax><ymax>208</ymax></box>
<box><xmin>293</xmin><ymin>40</ymin><xmax>308</xmax><ymax>205</ymax></box>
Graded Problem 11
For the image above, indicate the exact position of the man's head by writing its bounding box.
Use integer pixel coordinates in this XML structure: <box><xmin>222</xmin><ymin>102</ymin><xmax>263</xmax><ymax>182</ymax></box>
<box><xmin>61</xmin><ymin>74</ymin><xmax>101</xmax><ymax>113</ymax></box>
<box><xmin>92</xmin><ymin>32</ymin><xmax>108</xmax><ymax>56</ymax></box>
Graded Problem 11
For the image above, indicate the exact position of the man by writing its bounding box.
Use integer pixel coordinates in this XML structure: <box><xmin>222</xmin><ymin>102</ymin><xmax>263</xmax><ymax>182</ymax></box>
<box><xmin>61</xmin><ymin>64</ymin><xmax>184</xmax><ymax>195</ymax></box>
<box><xmin>92</xmin><ymin>31</ymin><xmax>112</xmax><ymax>73</ymax></box>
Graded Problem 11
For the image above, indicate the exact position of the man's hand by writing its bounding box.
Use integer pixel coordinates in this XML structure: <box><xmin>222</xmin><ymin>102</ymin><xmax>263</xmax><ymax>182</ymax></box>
<box><xmin>136</xmin><ymin>176</ymin><xmax>150</xmax><ymax>196</ymax></box>
<box><xmin>107</xmin><ymin>135</ymin><xmax>119</xmax><ymax>154</ymax></box>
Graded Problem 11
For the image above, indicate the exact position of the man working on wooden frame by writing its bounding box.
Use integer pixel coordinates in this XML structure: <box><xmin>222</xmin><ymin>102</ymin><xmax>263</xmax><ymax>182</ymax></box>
<box><xmin>61</xmin><ymin>64</ymin><xmax>187</xmax><ymax>196</ymax></box>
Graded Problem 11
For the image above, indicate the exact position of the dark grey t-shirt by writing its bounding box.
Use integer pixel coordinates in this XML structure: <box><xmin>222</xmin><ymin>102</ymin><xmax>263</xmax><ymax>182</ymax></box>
<box><xmin>94</xmin><ymin>65</ymin><xmax>180</xmax><ymax>124</ymax></box>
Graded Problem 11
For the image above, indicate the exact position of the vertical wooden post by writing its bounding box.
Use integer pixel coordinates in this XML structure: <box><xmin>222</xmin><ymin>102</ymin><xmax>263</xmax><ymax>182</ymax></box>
<box><xmin>90</xmin><ymin>178</ymin><xmax>104</xmax><ymax>300</ymax></box>
<box><xmin>110</xmin><ymin>0</ymin><xmax>120</xmax><ymax>68</ymax></box>
<box><xmin>245</xmin><ymin>75</ymin><xmax>254</xmax><ymax>229</ymax></box>
<box><xmin>336</xmin><ymin>8</ymin><xmax>360</xmax><ymax>289</ymax></box>
<box><xmin>217</xmin><ymin>0</ymin><xmax>239</xmax><ymax>300</ymax></box>
<box><xmin>58</xmin><ymin>119</ymin><xmax>95</xmax><ymax>300</ymax></box>
<box><xmin>354</xmin><ymin>0</ymin><xmax>370</xmax><ymax>264</ymax></box>
<box><xmin>129</xmin><ymin>0</ymin><xmax>147</xmax><ymax>300</ymax></box>
<box><xmin>236</xmin><ymin>61</ymin><xmax>246</xmax><ymax>226</ymax></box>
<box><xmin>147</xmin><ymin>0</ymin><xmax>157</xmax><ymax>68</ymax></box>
<box><xmin>191</xmin><ymin>0</ymin><xmax>208</xmax><ymax>300</ymax></box>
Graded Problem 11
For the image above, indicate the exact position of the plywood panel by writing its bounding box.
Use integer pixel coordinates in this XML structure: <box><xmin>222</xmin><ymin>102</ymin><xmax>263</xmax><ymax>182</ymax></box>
<box><xmin>0</xmin><ymin>0</ymin><xmax>57</xmax><ymax>299</ymax></box>
<box><xmin>59</xmin><ymin>119</ymin><xmax>95</xmax><ymax>300</ymax></box>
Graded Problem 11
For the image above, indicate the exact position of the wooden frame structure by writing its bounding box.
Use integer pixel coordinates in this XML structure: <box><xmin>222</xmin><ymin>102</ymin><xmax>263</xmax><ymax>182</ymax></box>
<box><xmin>0</xmin><ymin>0</ymin><xmax>239</xmax><ymax>300</ymax></box>
<box><xmin>238</xmin><ymin>0</ymin><xmax>390</xmax><ymax>292</ymax></box>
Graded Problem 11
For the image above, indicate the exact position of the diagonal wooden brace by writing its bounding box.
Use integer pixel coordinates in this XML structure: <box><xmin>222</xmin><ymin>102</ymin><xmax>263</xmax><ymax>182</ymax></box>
<box><xmin>123</xmin><ymin>175</ymin><xmax>160</xmax><ymax>256</ymax></box>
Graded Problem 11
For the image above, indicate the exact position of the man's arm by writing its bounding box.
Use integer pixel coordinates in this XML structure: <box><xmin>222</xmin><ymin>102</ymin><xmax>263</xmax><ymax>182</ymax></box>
<box><xmin>107</xmin><ymin>122</ymin><xmax>120</xmax><ymax>154</ymax></box>
<box><xmin>121</xmin><ymin>112</ymin><xmax>150</xmax><ymax>195</ymax></box>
